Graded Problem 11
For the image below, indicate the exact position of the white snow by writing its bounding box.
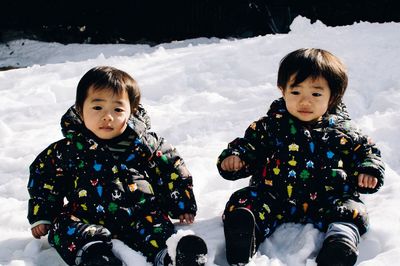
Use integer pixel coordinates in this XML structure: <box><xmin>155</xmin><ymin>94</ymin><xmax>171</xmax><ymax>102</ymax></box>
<box><xmin>1</xmin><ymin>16</ymin><xmax>400</xmax><ymax>265</ymax></box>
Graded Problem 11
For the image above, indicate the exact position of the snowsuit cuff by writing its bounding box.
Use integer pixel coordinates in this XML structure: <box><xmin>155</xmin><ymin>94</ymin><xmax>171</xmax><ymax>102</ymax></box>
<box><xmin>31</xmin><ymin>220</ymin><xmax>51</xmax><ymax>229</ymax></box>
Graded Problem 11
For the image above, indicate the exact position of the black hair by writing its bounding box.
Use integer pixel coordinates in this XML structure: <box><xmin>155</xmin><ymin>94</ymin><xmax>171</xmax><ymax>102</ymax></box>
<box><xmin>75</xmin><ymin>66</ymin><xmax>141</xmax><ymax>114</ymax></box>
<box><xmin>277</xmin><ymin>48</ymin><xmax>348</xmax><ymax>110</ymax></box>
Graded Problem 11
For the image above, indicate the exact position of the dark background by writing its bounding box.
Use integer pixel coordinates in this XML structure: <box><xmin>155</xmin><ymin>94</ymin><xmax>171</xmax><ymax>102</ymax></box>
<box><xmin>1</xmin><ymin>0</ymin><xmax>399</xmax><ymax>45</ymax></box>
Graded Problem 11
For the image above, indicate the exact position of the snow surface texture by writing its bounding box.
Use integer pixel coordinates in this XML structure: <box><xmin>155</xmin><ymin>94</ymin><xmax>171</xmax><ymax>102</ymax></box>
<box><xmin>1</xmin><ymin>16</ymin><xmax>400</xmax><ymax>266</ymax></box>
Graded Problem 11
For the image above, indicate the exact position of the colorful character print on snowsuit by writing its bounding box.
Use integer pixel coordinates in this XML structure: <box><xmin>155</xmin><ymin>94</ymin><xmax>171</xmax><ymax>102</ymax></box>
<box><xmin>27</xmin><ymin>105</ymin><xmax>197</xmax><ymax>264</ymax></box>
<box><xmin>217</xmin><ymin>98</ymin><xmax>384</xmax><ymax>244</ymax></box>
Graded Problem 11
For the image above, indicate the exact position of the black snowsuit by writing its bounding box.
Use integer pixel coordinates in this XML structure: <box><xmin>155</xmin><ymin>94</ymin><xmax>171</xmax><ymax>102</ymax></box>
<box><xmin>217</xmin><ymin>98</ymin><xmax>385</xmax><ymax>245</ymax></box>
<box><xmin>27</xmin><ymin>106</ymin><xmax>198</xmax><ymax>265</ymax></box>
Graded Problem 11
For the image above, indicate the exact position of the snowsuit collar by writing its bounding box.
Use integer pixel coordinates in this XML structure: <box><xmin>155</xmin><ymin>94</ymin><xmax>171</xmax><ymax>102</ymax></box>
<box><xmin>267</xmin><ymin>97</ymin><xmax>351</xmax><ymax>130</ymax></box>
<box><xmin>60</xmin><ymin>104</ymin><xmax>151</xmax><ymax>143</ymax></box>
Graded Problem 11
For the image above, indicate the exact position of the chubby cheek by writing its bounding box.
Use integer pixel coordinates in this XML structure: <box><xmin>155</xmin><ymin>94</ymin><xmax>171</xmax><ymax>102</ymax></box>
<box><xmin>285</xmin><ymin>100</ymin><xmax>296</xmax><ymax>113</ymax></box>
<box><xmin>117</xmin><ymin>115</ymin><xmax>130</xmax><ymax>128</ymax></box>
<box><xmin>83</xmin><ymin>120</ymin><xmax>98</xmax><ymax>134</ymax></box>
<box><xmin>319</xmin><ymin>101</ymin><xmax>330</xmax><ymax>113</ymax></box>
<box><xmin>119</xmin><ymin>120</ymin><xmax>128</xmax><ymax>131</ymax></box>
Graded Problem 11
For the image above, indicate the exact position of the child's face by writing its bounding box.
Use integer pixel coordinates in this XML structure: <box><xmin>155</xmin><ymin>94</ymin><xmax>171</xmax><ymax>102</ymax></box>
<box><xmin>82</xmin><ymin>86</ymin><xmax>131</xmax><ymax>140</ymax></box>
<box><xmin>280</xmin><ymin>75</ymin><xmax>331</xmax><ymax>123</ymax></box>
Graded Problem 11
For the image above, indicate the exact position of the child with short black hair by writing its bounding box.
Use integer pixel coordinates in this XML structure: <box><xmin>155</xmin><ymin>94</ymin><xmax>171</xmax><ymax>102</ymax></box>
<box><xmin>217</xmin><ymin>48</ymin><xmax>384</xmax><ymax>266</ymax></box>
<box><xmin>28</xmin><ymin>66</ymin><xmax>207</xmax><ymax>266</ymax></box>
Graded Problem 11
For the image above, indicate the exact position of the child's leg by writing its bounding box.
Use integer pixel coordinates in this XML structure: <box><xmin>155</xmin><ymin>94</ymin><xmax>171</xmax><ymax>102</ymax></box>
<box><xmin>316</xmin><ymin>222</ymin><xmax>360</xmax><ymax>266</ymax></box>
<box><xmin>224</xmin><ymin>207</ymin><xmax>257</xmax><ymax>265</ymax></box>
<box><xmin>324</xmin><ymin>222</ymin><xmax>360</xmax><ymax>246</ymax></box>
<box><xmin>319</xmin><ymin>197</ymin><xmax>369</xmax><ymax>235</ymax></box>
<box><xmin>118</xmin><ymin>209</ymin><xmax>208</xmax><ymax>266</ymax></box>
<box><xmin>223</xmin><ymin>186</ymin><xmax>286</xmax><ymax>242</ymax></box>
<box><xmin>222</xmin><ymin>186</ymin><xmax>285</xmax><ymax>264</ymax></box>
<box><xmin>314</xmin><ymin>198</ymin><xmax>368</xmax><ymax>266</ymax></box>
<box><xmin>48</xmin><ymin>213</ymin><xmax>120</xmax><ymax>266</ymax></box>
<box><xmin>116</xmin><ymin>207</ymin><xmax>176</xmax><ymax>264</ymax></box>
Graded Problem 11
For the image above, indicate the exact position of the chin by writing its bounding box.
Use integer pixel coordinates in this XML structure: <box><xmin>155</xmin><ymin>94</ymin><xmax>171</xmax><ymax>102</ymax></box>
<box><xmin>96</xmin><ymin>134</ymin><xmax>114</xmax><ymax>140</ymax></box>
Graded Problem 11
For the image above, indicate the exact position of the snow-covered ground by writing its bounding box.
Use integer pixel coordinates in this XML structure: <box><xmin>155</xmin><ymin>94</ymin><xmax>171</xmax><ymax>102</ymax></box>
<box><xmin>1</xmin><ymin>16</ymin><xmax>400</xmax><ymax>265</ymax></box>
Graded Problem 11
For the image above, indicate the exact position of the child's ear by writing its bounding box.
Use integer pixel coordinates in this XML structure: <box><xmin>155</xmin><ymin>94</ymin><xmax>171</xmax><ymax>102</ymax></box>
<box><xmin>328</xmin><ymin>96</ymin><xmax>338</xmax><ymax>111</ymax></box>
<box><xmin>75</xmin><ymin>106</ymin><xmax>84</xmax><ymax>121</ymax></box>
<box><xmin>279</xmin><ymin>86</ymin><xmax>285</xmax><ymax>97</ymax></box>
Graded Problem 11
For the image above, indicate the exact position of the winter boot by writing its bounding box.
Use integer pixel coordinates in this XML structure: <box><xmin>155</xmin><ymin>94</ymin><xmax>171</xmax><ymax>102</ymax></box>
<box><xmin>175</xmin><ymin>235</ymin><xmax>208</xmax><ymax>266</ymax></box>
<box><xmin>316</xmin><ymin>235</ymin><xmax>358</xmax><ymax>266</ymax></box>
<box><xmin>158</xmin><ymin>235</ymin><xmax>208</xmax><ymax>266</ymax></box>
<box><xmin>78</xmin><ymin>240</ymin><xmax>123</xmax><ymax>266</ymax></box>
<box><xmin>224</xmin><ymin>207</ymin><xmax>256</xmax><ymax>265</ymax></box>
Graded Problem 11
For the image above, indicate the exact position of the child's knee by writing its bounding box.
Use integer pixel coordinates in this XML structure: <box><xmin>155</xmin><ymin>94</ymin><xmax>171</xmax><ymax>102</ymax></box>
<box><xmin>78</xmin><ymin>224</ymin><xmax>112</xmax><ymax>243</ymax></box>
<box><xmin>224</xmin><ymin>186</ymin><xmax>259</xmax><ymax>211</ymax></box>
<box><xmin>344</xmin><ymin>199</ymin><xmax>369</xmax><ymax>235</ymax></box>
<box><xmin>326</xmin><ymin>198</ymin><xmax>369</xmax><ymax>235</ymax></box>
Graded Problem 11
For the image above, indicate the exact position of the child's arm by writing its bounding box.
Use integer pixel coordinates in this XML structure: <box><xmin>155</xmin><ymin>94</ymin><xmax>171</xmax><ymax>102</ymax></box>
<box><xmin>145</xmin><ymin>132</ymin><xmax>198</xmax><ymax>220</ymax></box>
<box><xmin>27</xmin><ymin>142</ymin><xmax>66</xmax><ymax>229</ymax></box>
<box><xmin>217</xmin><ymin>118</ymin><xmax>269</xmax><ymax>180</ymax></box>
<box><xmin>351</xmin><ymin>135</ymin><xmax>385</xmax><ymax>193</ymax></box>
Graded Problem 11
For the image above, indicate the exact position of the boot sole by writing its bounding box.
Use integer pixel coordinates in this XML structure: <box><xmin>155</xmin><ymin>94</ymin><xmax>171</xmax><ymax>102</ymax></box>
<box><xmin>224</xmin><ymin>207</ymin><xmax>256</xmax><ymax>265</ymax></box>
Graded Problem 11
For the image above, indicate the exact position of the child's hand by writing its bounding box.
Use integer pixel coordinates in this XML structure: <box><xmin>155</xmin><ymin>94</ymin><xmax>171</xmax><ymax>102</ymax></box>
<box><xmin>358</xmin><ymin>173</ymin><xmax>378</xmax><ymax>189</ymax></box>
<box><xmin>179</xmin><ymin>213</ymin><xmax>195</xmax><ymax>224</ymax></box>
<box><xmin>31</xmin><ymin>224</ymin><xmax>50</xmax><ymax>239</ymax></box>
<box><xmin>221</xmin><ymin>155</ymin><xmax>245</xmax><ymax>172</ymax></box>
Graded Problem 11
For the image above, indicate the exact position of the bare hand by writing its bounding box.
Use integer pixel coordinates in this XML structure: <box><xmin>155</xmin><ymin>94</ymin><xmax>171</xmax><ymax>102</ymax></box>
<box><xmin>179</xmin><ymin>213</ymin><xmax>195</xmax><ymax>224</ymax></box>
<box><xmin>31</xmin><ymin>224</ymin><xmax>50</xmax><ymax>239</ymax></box>
<box><xmin>358</xmin><ymin>173</ymin><xmax>378</xmax><ymax>189</ymax></box>
<box><xmin>221</xmin><ymin>155</ymin><xmax>245</xmax><ymax>172</ymax></box>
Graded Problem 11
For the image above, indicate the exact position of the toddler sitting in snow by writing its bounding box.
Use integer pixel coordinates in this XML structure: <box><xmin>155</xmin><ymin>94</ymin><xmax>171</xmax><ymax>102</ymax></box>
<box><xmin>27</xmin><ymin>66</ymin><xmax>207</xmax><ymax>266</ymax></box>
<box><xmin>217</xmin><ymin>48</ymin><xmax>385</xmax><ymax>266</ymax></box>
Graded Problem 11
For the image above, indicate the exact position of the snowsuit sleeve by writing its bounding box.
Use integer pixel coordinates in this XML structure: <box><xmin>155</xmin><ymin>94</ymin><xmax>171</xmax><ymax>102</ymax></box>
<box><xmin>217</xmin><ymin>118</ymin><xmax>271</xmax><ymax>180</ymax></box>
<box><xmin>27</xmin><ymin>141</ymin><xmax>67</xmax><ymax>226</ymax></box>
<box><xmin>144</xmin><ymin>132</ymin><xmax>198</xmax><ymax>219</ymax></box>
<box><xmin>350</xmin><ymin>131</ymin><xmax>385</xmax><ymax>194</ymax></box>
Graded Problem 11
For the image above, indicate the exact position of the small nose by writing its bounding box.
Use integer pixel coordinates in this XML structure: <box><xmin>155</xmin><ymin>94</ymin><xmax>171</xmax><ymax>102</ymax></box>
<box><xmin>299</xmin><ymin>95</ymin><xmax>311</xmax><ymax>106</ymax></box>
<box><xmin>102</xmin><ymin>112</ymin><xmax>113</xmax><ymax>121</ymax></box>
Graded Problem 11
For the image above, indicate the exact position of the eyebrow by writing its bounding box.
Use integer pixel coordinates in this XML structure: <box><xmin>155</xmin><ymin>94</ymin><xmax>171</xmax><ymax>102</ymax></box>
<box><xmin>91</xmin><ymin>98</ymin><xmax>105</xmax><ymax>103</ymax></box>
<box><xmin>311</xmin><ymin>86</ymin><xmax>325</xmax><ymax>90</ymax></box>
<box><xmin>289</xmin><ymin>85</ymin><xmax>326</xmax><ymax>90</ymax></box>
<box><xmin>91</xmin><ymin>98</ymin><xmax>126</xmax><ymax>105</ymax></box>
